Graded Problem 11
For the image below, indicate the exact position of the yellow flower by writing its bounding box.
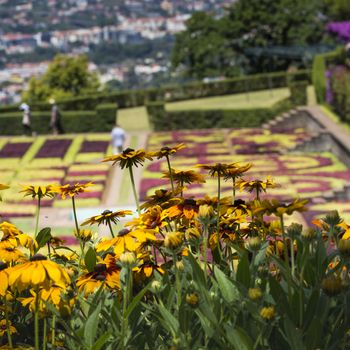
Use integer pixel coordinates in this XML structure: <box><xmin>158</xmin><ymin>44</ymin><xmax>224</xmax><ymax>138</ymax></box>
<box><xmin>0</xmin><ymin>222</ymin><xmax>22</xmax><ymax>239</ymax></box>
<box><xmin>248</xmin><ymin>288</ymin><xmax>262</xmax><ymax>300</ymax></box>
<box><xmin>0</xmin><ymin>319</ymin><xmax>17</xmax><ymax>337</ymax></box>
<box><xmin>140</xmin><ymin>188</ymin><xmax>182</xmax><ymax>210</ymax></box>
<box><xmin>260</xmin><ymin>306</ymin><xmax>276</xmax><ymax>320</ymax></box>
<box><xmin>186</xmin><ymin>293</ymin><xmax>199</xmax><ymax>307</ymax></box>
<box><xmin>223</xmin><ymin>163</ymin><xmax>252</xmax><ymax>181</ymax></box>
<box><xmin>8</xmin><ymin>254</ymin><xmax>70</xmax><ymax>292</ymax></box>
<box><xmin>152</xmin><ymin>143</ymin><xmax>186</xmax><ymax>159</ymax></box>
<box><xmin>102</xmin><ymin>147</ymin><xmax>153</xmax><ymax>169</ymax></box>
<box><xmin>166</xmin><ymin>199</ymin><xmax>199</xmax><ymax>221</ymax></box>
<box><xmin>19</xmin><ymin>184</ymin><xmax>57</xmax><ymax>199</ymax></box>
<box><xmin>163</xmin><ymin>169</ymin><xmax>206</xmax><ymax>186</ymax></box>
<box><xmin>54</xmin><ymin>182</ymin><xmax>93</xmax><ymax>199</ymax></box>
<box><xmin>196</xmin><ymin>163</ymin><xmax>237</xmax><ymax>177</ymax></box>
<box><xmin>81</xmin><ymin>209</ymin><xmax>132</xmax><ymax>226</ymax></box>
<box><xmin>0</xmin><ymin>262</ymin><xmax>9</xmax><ymax>296</ymax></box>
<box><xmin>74</xmin><ymin>229</ymin><xmax>94</xmax><ymax>243</ymax></box>
<box><xmin>127</xmin><ymin>205</ymin><xmax>168</xmax><ymax>231</ymax></box>
<box><xmin>238</xmin><ymin>176</ymin><xmax>279</xmax><ymax>194</ymax></box>
<box><xmin>0</xmin><ymin>245</ymin><xmax>25</xmax><ymax>263</ymax></box>
<box><xmin>0</xmin><ymin>183</ymin><xmax>9</xmax><ymax>201</ymax></box>
<box><xmin>164</xmin><ymin>231</ymin><xmax>184</xmax><ymax>250</ymax></box>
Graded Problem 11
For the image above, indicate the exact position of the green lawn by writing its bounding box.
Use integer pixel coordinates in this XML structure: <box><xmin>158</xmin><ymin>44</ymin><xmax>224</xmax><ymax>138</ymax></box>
<box><xmin>166</xmin><ymin>88</ymin><xmax>290</xmax><ymax>111</ymax></box>
<box><xmin>118</xmin><ymin>107</ymin><xmax>150</xmax><ymax>131</ymax></box>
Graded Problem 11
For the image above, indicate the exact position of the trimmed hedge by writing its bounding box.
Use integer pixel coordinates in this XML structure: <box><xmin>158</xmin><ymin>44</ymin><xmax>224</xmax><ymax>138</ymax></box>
<box><xmin>146</xmin><ymin>98</ymin><xmax>292</xmax><ymax>131</ymax></box>
<box><xmin>312</xmin><ymin>47</ymin><xmax>345</xmax><ymax>104</ymax></box>
<box><xmin>1</xmin><ymin>70</ymin><xmax>310</xmax><ymax>113</ymax></box>
<box><xmin>289</xmin><ymin>81</ymin><xmax>308</xmax><ymax>106</ymax></box>
<box><xmin>0</xmin><ymin>108</ymin><xmax>116</xmax><ymax>136</ymax></box>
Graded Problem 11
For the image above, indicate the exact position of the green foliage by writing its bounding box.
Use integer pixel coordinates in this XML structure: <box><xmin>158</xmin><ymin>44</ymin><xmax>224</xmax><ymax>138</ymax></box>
<box><xmin>0</xmin><ymin>104</ymin><xmax>116</xmax><ymax>135</ymax></box>
<box><xmin>330</xmin><ymin>68</ymin><xmax>350</xmax><ymax>122</ymax></box>
<box><xmin>324</xmin><ymin>0</ymin><xmax>350</xmax><ymax>20</ymax></box>
<box><xmin>147</xmin><ymin>98</ymin><xmax>292</xmax><ymax>131</ymax></box>
<box><xmin>289</xmin><ymin>81</ymin><xmax>308</xmax><ymax>106</ymax></box>
<box><xmin>22</xmin><ymin>54</ymin><xmax>100</xmax><ymax>103</ymax></box>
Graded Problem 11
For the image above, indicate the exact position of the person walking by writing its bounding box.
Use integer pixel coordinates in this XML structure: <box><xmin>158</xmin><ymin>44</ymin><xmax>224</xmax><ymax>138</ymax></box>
<box><xmin>49</xmin><ymin>98</ymin><xmax>63</xmax><ymax>134</ymax></box>
<box><xmin>19</xmin><ymin>103</ymin><xmax>33</xmax><ymax>136</ymax></box>
<box><xmin>111</xmin><ymin>123</ymin><xmax>126</xmax><ymax>154</ymax></box>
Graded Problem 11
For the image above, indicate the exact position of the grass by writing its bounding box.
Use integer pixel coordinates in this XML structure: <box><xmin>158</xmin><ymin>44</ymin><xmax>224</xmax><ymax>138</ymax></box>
<box><xmin>118</xmin><ymin>107</ymin><xmax>150</xmax><ymax>131</ymax></box>
<box><xmin>166</xmin><ymin>88</ymin><xmax>290</xmax><ymax>111</ymax></box>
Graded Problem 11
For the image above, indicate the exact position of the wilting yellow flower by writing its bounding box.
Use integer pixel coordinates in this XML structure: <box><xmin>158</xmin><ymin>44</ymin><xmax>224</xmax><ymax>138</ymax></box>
<box><xmin>186</xmin><ymin>293</ymin><xmax>199</xmax><ymax>306</ymax></box>
<box><xmin>81</xmin><ymin>209</ymin><xmax>132</xmax><ymax>227</ymax></box>
<box><xmin>248</xmin><ymin>288</ymin><xmax>262</xmax><ymax>300</ymax></box>
<box><xmin>162</xmin><ymin>169</ymin><xmax>206</xmax><ymax>186</ymax></box>
<box><xmin>256</xmin><ymin>198</ymin><xmax>309</xmax><ymax>217</ymax></box>
<box><xmin>337</xmin><ymin>221</ymin><xmax>350</xmax><ymax>240</ymax></box>
<box><xmin>0</xmin><ymin>262</ymin><xmax>9</xmax><ymax>296</ymax></box>
<box><xmin>0</xmin><ymin>183</ymin><xmax>9</xmax><ymax>201</ymax></box>
<box><xmin>20</xmin><ymin>184</ymin><xmax>57</xmax><ymax>199</ymax></box>
<box><xmin>54</xmin><ymin>182</ymin><xmax>93</xmax><ymax>199</ymax></box>
<box><xmin>164</xmin><ymin>231</ymin><xmax>184</xmax><ymax>249</ymax></box>
<box><xmin>196</xmin><ymin>163</ymin><xmax>237</xmax><ymax>177</ymax></box>
<box><xmin>8</xmin><ymin>254</ymin><xmax>70</xmax><ymax>292</ymax></box>
<box><xmin>152</xmin><ymin>143</ymin><xmax>186</xmax><ymax>159</ymax></box>
<box><xmin>0</xmin><ymin>319</ymin><xmax>17</xmax><ymax>337</ymax></box>
<box><xmin>238</xmin><ymin>176</ymin><xmax>279</xmax><ymax>198</ymax></box>
<box><xmin>260</xmin><ymin>306</ymin><xmax>276</xmax><ymax>320</ymax></box>
<box><xmin>102</xmin><ymin>147</ymin><xmax>153</xmax><ymax>169</ymax></box>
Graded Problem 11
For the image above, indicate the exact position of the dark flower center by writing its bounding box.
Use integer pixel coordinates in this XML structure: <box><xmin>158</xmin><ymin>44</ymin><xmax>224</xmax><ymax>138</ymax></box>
<box><xmin>118</xmin><ymin>228</ymin><xmax>130</xmax><ymax>237</ymax></box>
<box><xmin>95</xmin><ymin>274</ymin><xmax>106</xmax><ymax>281</ymax></box>
<box><xmin>184</xmin><ymin>198</ymin><xmax>196</xmax><ymax>206</ymax></box>
<box><xmin>102</xmin><ymin>209</ymin><xmax>113</xmax><ymax>216</ymax></box>
<box><xmin>161</xmin><ymin>146</ymin><xmax>170</xmax><ymax>152</ymax></box>
<box><xmin>234</xmin><ymin>199</ymin><xmax>245</xmax><ymax>206</ymax></box>
<box><xmin>94</xmin><ymin>263</ymin><xmax>107</xmax><ymax>273</ymax></box>
<box><xmin>31</xmin><ymin>254</ymin><xmax>47</xmax><ymax>261</ymax></box>
<box><xmin>1</xmin><ymin>325</ymin><xmax>7</xmax><ymax>330</ymax></box>
<box><xmin>123</xmin><ymin>148</ymin><xmax>134</xmax><ymax>154</ymax></box>
<box><xmin>0</xmin><ymin>262</ymin><xmax>8</xmax><ymax>271</ymax></box>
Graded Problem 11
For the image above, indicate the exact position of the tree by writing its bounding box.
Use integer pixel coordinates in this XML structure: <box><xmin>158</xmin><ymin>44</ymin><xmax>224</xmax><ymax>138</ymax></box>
<box><xmin>324</xmin><ymin>0</ymin><xmax>350</xmax><ymax>21</ymax></box>
<box><xmin>22</xmin><ymin>54</ymin><xmax>100</xmax><ymax>103</ymax></box>
<box><xmin>171</xmin><ymin>12</ymin><xmax>238</xmax><ymax>79</ymax></box>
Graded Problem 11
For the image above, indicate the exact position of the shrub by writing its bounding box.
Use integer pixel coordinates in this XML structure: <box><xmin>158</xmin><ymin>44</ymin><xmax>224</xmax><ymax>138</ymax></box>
<box><xmin>289</xmin><ymin>81</ymin><xmax>308</xmax><ymax>106</ymax></box>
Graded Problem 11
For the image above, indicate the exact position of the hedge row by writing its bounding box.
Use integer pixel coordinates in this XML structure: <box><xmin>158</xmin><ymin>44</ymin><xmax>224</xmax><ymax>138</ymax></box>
<box><xmin>146</xmin><ymin>98</ymin><xmax>293</xmax><ymax>131</ymax></box>
<box><xmin>312</xmin><ymin>47</ymin><xmax>345</xmax><ymax>104</ymax></box>
<box><xmin>0</xmin><ymin>70</ymin><xmax>310</xmax><ymax>114</ymax></box>
<box><xmin>0</xmin><ymin>103</ymin><xmax>117</xmax><ymax>135</ymax></box>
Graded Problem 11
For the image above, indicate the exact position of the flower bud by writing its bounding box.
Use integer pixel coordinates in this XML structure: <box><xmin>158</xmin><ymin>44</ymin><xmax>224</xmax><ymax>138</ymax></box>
<box><xmin>176</xmin><ymin>260</ymin><xmax>184</xmax><ymax>271</ymax></box>
<box><xmin>186</xmin><ymin>293</ymin><xmax>199</xmax><ymax>307</ymax></box>
<box><xmin>322</xmin><ymin>276</ymin><xmax>343</xmax><ymax>296</ymax></box>
<box><xmin>260</xmin><ymin>306</ymin><xmax>275</xmax><ymax>320</ymax></box>
<box><xmin>198</xmin><ymin>204</ymin><xmax>214</xmax><ymax>220</ymax></box>
<box><xmin>74</xmin><ymin>229</ymin><xmax>94</xmax><ymax>242</ymax></box>
<box><xmin>247</xmin><ymin>237</ymin><xmax>261</xmax><ymax>251</ymax></box>
<box><xmin>338</xmin><ymin>239</ymin><xmax>350</xmax><ymax>257</ymax></box>
<box><xmin>301</xmin><ymin>228</ymin><xmax>316</xmax><ymax>240</ymax></box>
<box><xmin>151</xmin><ymin>280</ymin><xmax>162</xmax><ymax>292</ymax></box>
<box><xmin>119</xmin><ymin>251</ymin><xmax>136</xmax><ymax>265</ymax></box>
<box><xmin>248</xmin><ymin>288</ymin><xmax>262</xmax><ymax>300</ymax></box>
<box><xmin>164</xmin><ymin>232</ymin><xmax>183</xmax><ymax>249</ymax></box>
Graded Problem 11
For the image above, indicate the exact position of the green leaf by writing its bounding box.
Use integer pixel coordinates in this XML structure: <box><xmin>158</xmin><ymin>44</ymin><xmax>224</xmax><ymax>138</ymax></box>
<box><xmin>91</xmin><ymin>331</ymin><xmax>111</xmax><ymax>350</ymax></box>
<box><xmin>84</xmin><ymin>303</ymin><xmax>102</xmax><ymax>347</ymax></box>
<box><xmin>224</xmin><ymin>326</ymin><xmax>254</xmax><ymax>350</ymax></box>
<box><xmin>85</xmin><ymin>247</ymin><xmax>97</xmax><ymax>273</ymax></box>
<box><xmin>157</xmin><ymin>304</ymin><xmax>179</xmax><ymax>336</ymax></box>
<box><xmin>35</xmin><ymin>227</ymin><xmax>52</xmax><ymax>249</ymax></box>
<box><xmin>125</xmin><ymin>283</ymin><xmax>149</xmax><ymax>318</ymax></box>
<box><xmin>236</xmin><ymin>252</ymin><xmax>250</xmax><ymax>288</ymax></box>
<box><xmin>214</xmin><ymin>267</ymin><xmax>239</xmax><ymax>303</ymax></box>
<box><xmin>283</xmin><ymin>318</ymin><xmax>307</xmax><ymax>350</ymax></box>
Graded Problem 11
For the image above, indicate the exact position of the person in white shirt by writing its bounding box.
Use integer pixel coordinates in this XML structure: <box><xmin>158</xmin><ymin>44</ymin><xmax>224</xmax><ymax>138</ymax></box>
<box><xmin>111</xmin><ymin>123</ymin><xmax>126</xmax><ymax>154</ymax></box>
<box><xmin>19</xmin><ymin>103</ymin><xmax>33</xmax><ymax>136</ymax></box>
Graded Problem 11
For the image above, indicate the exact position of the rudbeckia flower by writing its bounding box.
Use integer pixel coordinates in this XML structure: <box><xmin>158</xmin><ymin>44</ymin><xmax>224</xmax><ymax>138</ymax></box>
<box><xmin>81</xmin><ymin>209</ymin><xmax>132</xmax><ymax>226</ymax></box>
<box><xmin>196</xmin><ymin>163</ymin><xmax>237</xmax><ymax>177</ymax></box>
<box><xmin>152</xmin><ymin>143</ymin><xmax>186</xmax><ymax>159</ymax></box>
<box><xmin>0</xmin><ymin>262</ymin><xmax>9</xmax><ymax>296</ymax></box>
<box><xmin>140</xmin><ymin>188</ymin><xmax>182</xmax><ymax>210</ymax></box>
<box><xmin>162</xmin><ymin>169</ymin><xmax>205</xmax><ymax>186</ymax></box>
<box><xmin>0</xmin><ymin>222</ymin><xmax>22</xmax><ymax>239</ymax></box>
<box><xmin>166</xmin><ymin>198</ymin><xmax>199</xmax><ymax>221</ymax></box>
<box><xmin>237</xmin><ymin>176</ymin><xmax>279</xmax><ymax>200</ymax></box>
<box><xmin>0</xmin><ymin>319</ymin><xmax>17</xmax><ymax>337</ymax></box>
<box><xmin>102</xmin><ymin>148</ymin><xmax>153</xmax><ymax>169</ymax></box>
<box><xmin>0</xmin><ymin>183</ymin><xmax>9</xmax><ymax>201</ymax></box>
<box><xmin>0</xmin><ymin>245</ymin><xmax>26</xmax><ymax>263</ymax></box>
<box><xmin>53</xmin><ymin>182</ymin><xmax>94</xmax><ymax>199</ymax></box>
<box><xmin>127</xmin><ymin>205</ymin><xmax>168</xmax><ymax>231</ymax></box>
<box><xmin>8</xmin><ymin>254</ymin><xmax>70</xmax><ymax>292</ymax></box>
<box><xmin>19</xmin><ymin>184</ymin><xmax>57</xmax><ymax>199</ymax></box>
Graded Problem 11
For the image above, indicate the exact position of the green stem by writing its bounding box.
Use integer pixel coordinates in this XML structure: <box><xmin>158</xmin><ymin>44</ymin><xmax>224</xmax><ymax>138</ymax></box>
<box><xmin>51</xmin><ymin>315</ymin><xmax>56</xmax><ymax>348</ymax></box>
<box><xmin>174</xmin><ymin>253</ymin><xmax>181</xmax><ymax>308</ymax></box>
<box><xmin>4</xmin><ymin>298</ymin><xmax>13</xmax><ymax>348</ymax></box>
<box><xmin>232</xmin><ymin>177</ymin><xmax>236</xmax><ymax>204</ymax></box>
<box><xmin>43</xmin><ymin>318</ymin><xmax>47</xmax><ymax>350</ymax></box>
<box><xmin>216</xmin><ymin>175</ymin><xmax>221</xmax><ymax>239</ymax></box>
<box><xmin>203</xmin><ymin>225</ymin><xmax>208</xmax><ymax>283</ymax></box>
<box><xmin>291</xmin><ymin>237</ymin><xmax>295</xmax><ymax>278</ymax></box>
<box><xmin>107</xmin><ymin>220</ymin><xmax>115</xmax><ymax>238</ymax></box>
<box><xmin>34</xmin><ymin>294</ymin><xmax>39</xmax><ymax>350</ymax></box>
<box><xmin>128</xmin><ymin>166</ymin><xmax>140</xmax><ymax>215</ymax></box>
<box><xmin>34</xmin><ymin>197</ymin><xmax>41</xmax><ymax>238</ymax></box>
<box><xmin>166</xmin><ymin>155</ymin><xmax>175</xmax><ymax>192</ymax></box>
<box><xmin>256</xmin><ymin>187</ymin><xmax>260</xmax><ymax>201</ymax></box>
<box><xmin>71</xmin><ymin>196</ymin><xmax>80</xmax><ymax>235</ymax></box>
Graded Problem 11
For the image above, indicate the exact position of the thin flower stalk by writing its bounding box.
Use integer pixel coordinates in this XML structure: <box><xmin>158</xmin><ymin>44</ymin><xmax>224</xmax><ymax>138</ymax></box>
<box><xmin>129</xmin><ymin>166</ymin><xmax>140</xmax><ymax>215</ymax></box>
<box><xmin>5</xmin><ymin>298</ymin><xmax>13</xmax><ymax>348</ymax></box>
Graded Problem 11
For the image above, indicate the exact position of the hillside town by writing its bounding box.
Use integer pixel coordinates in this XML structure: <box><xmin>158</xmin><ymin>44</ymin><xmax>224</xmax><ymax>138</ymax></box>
<box><xmin>0</xmin><ymin>0</ymin><xmax>234</xmax><ymax>104</ymax></box>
